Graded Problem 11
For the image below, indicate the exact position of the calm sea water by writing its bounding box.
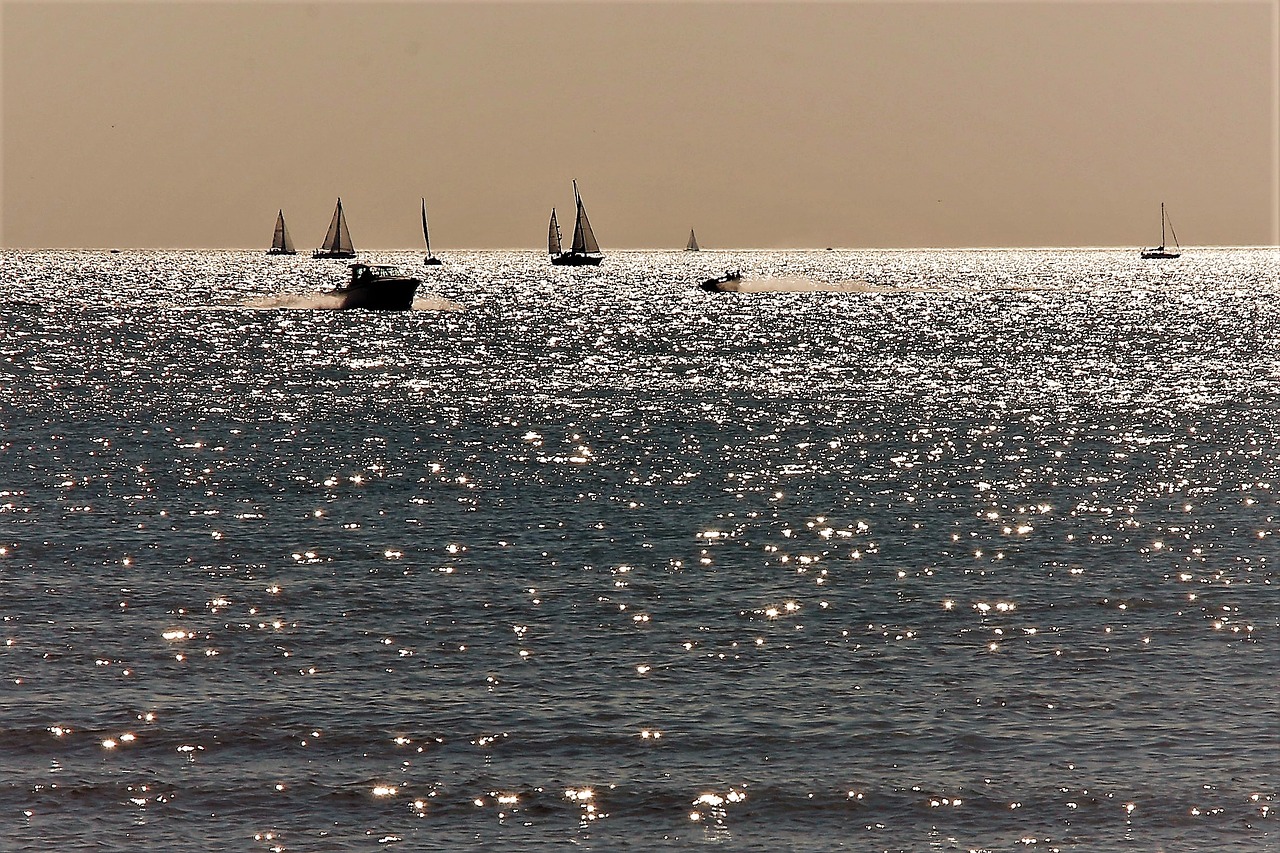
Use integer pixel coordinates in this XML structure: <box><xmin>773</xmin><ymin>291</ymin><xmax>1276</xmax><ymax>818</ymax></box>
<box><xmin>1</xmin><ymin>247</ymin><xmax>1277</xmax><ymax>851</ymax></box>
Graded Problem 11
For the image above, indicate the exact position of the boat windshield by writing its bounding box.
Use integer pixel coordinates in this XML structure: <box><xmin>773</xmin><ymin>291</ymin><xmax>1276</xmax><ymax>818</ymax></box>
<box><xmin>350</xmin><ymin>264</ymin><xmax>401</xmax><ymax>280</ymax></box>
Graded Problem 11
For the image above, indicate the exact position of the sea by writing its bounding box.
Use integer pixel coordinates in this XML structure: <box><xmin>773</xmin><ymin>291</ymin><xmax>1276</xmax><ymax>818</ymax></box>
<box><xmin>1</xmin><ymin>247</ymin><xmax>1276</xmax><ymax>851</ymax></box>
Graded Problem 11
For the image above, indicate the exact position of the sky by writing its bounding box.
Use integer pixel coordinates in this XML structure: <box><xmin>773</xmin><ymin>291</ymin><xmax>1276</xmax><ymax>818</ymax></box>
<box><xmin>2</xmin><ymin>0</ymin><xmax>1277</xmax><ymax>250</ymax></box>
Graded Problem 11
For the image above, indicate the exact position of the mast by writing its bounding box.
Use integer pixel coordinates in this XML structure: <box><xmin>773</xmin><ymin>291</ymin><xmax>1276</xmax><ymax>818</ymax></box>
<box><xmin>270</xmin><ymin>209</ymin><xmax>296</xmax><ymax>254</ymax></box>
<box><xmin>336</xmin><ymin>199</ymin><xmax>353</xmax><ymax>254</ymax></box>
<box><xmin>1160</xmin><ymin>202</ymin><xmax>1166</xmax><ymax>249</ymax></box>
<box><xmin>569</xmin><ymin>180</ymin><xmax>600</xmax><ymax>255</ymax></box>
<box><xmin>548</xmin><ymin>209</ymin><xmax>562</xmax><ymax>256</ymax></box>
<box><xmin>316</xmin><ymin>197</ymin><xmax>354</xmax><ymax>256</ymax></box>
<box><xmin>570</xmin><ymin>181</ymin><xmax>582</xmax><ymax>253</ymax></box>
<box><xmin>322</xmin><ymin>198</ymin><xmax>342</xmax><ymax>252</ymax></box>
<box><xmin>280</xmin><ymin>210</ymin><xmax>294</xmax><ymax>253</ymax></box>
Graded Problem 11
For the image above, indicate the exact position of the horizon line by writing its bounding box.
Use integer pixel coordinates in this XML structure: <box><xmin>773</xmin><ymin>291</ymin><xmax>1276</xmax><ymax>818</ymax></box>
<box><xmin>4</xmin><ymin>244</ymin><xmax>1278</xmax><ymax>253</ymax></box>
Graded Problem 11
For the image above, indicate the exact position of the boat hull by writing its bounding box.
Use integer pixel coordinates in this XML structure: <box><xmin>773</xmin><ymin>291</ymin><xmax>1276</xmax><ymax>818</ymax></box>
<box><xmin>1140</xmin><ymin>250</ymin><xmax>1180</xmax><ymax>259</ymax></box>
<box><xmin>267</xmin><ymin>248</ymin><xmax>296</xmax><ymax>256</ymax></box>
<box><xmin>335</xmin><ymin>277</ymin><xmax>420</xmax><ymax>311</ymax></box>
<box><xmin>551</xmin><ymin>253</ymin><xmax>603</xmax><ymax>267</ymax></box>
<box><xmin>700</xmin><ymin>271</ymin><xmax>742</xmax><ymax>292</ymax></box>
<box><xmin>423</xmin><ymin>256</ymin><xmax>444</xmax><ymax>266</ymax></box>
<box><xmin>313</xmin><ymin>250</ymin><xmax>357</xmax><ymax>260</ymax></box>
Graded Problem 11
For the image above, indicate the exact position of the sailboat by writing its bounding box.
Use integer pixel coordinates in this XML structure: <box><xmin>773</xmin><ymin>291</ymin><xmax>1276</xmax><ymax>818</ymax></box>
<box><xmin>421</xmin><ymin>198</ymin><xmax>443</xmax><ymax>266</ymax></box>
<box><xmin>686</xmin><ymin>229</ymin><xmax>700</xmax><ymax>252</ymax></box>
<box><xmin>548</xmin><ymin>208</ymin><xmax>564</xmax><ymax>259</ymax></box>
<box><xmin>312</xmin><ymin>198</ymin><xmax>356</xmax><ymax>259</ymax></box>
<box><xmin>549</xmin><ymin>180</ymin><xmax>603</xmax><ymax>266</ymax></box>
<box><xmin>1140</xmin><ymin>203</ymin><xmax>1181</xmax><ymax>259</ymax></box>
<box><xmin>267</xmin><ymin>209</ymin><xmax>296</xmax><ymax>255</ymax></box>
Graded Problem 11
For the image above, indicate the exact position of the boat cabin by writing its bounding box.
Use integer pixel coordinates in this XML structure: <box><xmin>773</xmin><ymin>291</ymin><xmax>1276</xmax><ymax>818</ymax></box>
<box><xmin>346</xmin><ymin>264</ymin><xmax>406</xmax><ymax>288</ymax></box>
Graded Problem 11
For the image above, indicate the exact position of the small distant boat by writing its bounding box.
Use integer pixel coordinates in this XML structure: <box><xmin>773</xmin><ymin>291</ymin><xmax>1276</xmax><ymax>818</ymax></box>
<box><xmin>332</xmin><ymin>263</ymin><xmax>419</xmax><ymax>310</ymax></box>
<box><xmin>421</xmin><ymin>198</ymin><xmax>443</xmax><ymax>266</ymax></box>
<box><xmin>312</xmin><ymin>198</ymin><xmax>356</xmax><ymax>259</ymax></box>
<box><xmin>686</xmin><ymin>229</ymin><xmax>700</xmax><ymax>252</ymax></box>
<box><xmin>1140</xmin><ymin>203</ymin><xmax>1181</xmax><ymax>260</ymax></box>
<box><xmin>699</xmin><ymin>270</ymin><xmax>742</xmax><ymax>292</ymax></box>
<box><xmin>549</xmin><ymin>180</ymin><xmax>603</xmax><ymax>266</ymax></box>
<box><xmin>267</xmin><ymin>209</ymin><xmax>296</xmax><ymax>255</ymax></box>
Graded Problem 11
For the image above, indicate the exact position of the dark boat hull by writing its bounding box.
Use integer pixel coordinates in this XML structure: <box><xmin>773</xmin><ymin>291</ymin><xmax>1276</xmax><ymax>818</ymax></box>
<box><xmin>267</xmin><ymin>248</ymin><xmax>296</xmax><ymax>256</ymax></box>
<box><xmin>1140</xmin><ymin>250</ymin><xmax>1180</xmax><ymax>259</ymax></box>
<box><xmin>551</xmin><ymin>253</ymin><xmax>603</xmax><ymax>266</ymax></box>
<box><xmin>700</xmin><ymin>272</ymin><xmax>742</xmax><ymax>292</ymax></box>
<box><xmin>335</xmin><ymin>277</ymin><xmax>420</xmax><ymax>310</ymax></box>
<box><xmin>313</xmin><ymin>250</ymin><xmax>357</xmax><ymax>260</ymax></box>
<box><xmin>423</xmin><ymin>256</ymin><xmax>444</xmax><ymax>266</ymax></box>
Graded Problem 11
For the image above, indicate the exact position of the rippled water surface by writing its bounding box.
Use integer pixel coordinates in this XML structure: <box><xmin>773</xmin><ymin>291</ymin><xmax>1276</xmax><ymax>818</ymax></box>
<box><xmin>2</xmin><ymin>248</ymin><xmax>1277</xmax><ymax>850</ymax></box>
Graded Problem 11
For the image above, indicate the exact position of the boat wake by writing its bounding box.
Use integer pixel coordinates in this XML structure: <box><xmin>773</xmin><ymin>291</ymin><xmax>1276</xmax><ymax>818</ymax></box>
<box><xmin>244</xmin><ymin>293</ymin><xmax>345</xmax><ymax>310</ymax></box>
<box><xmin>708</xmin><ymin>276</ymin><xmax>882</xmax><ymax>293</ymax></box>
<box><xmin>412</xmin><ymin>294</ymin><xmax>465</xmax><ymax>311</ymax></box>
<box><xmin>241</xmin><ymin>294</ymin><xmax>463</xmax><ymax>311</ymax></box>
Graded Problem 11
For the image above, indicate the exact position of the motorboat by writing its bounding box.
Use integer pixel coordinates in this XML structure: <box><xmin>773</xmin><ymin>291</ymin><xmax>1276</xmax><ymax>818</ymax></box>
<box><xmin>333</xmin><ymin>263</ymin><xmax>419</xmax><ymax>310</ymax></box>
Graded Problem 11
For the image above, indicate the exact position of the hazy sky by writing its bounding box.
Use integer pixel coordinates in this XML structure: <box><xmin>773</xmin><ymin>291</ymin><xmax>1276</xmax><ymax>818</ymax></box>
<box><xmin>3</xmin><ymin>1</ymin><xmax>1276</xmax><ymax>249</ymax></box>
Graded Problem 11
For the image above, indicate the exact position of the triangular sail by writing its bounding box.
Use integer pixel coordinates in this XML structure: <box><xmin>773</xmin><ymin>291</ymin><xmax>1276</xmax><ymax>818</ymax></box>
<box><xmin>1164</xmin><ymin>204</ymin><xmax>1180</xmax><ymax>250</ymax></box>
<box><xmin>322</xmin><ymin>198</ymin><xmax>354</xmax><ymax>254</ymax></box>
<box><xmin>272</xmin><ymin>210</ymin><xmax>295</xmax><ymax>252</ymax></box>
<box><xmin>548</xmin><ymin>209</ymin><xmax>562</xmax><ymax>255</ymax></box>
<box><xmin>1140</xmin><ymin>202</ymin><xmax>1182</xmax><ymax>258</ymax></box>
<box><xmin>570</xmin><ymin>181</ymin><xmax>600</xmax><ymax>255</ymax></box>
<box><xmin>687</xmin><ymin>229</ymin><xmax>699</xmax><ymax>251</ymax></box>
<box><xmin>421</xmin><ymin>198</ymin><xmax>432</xmax><ymax>257</ymax></box>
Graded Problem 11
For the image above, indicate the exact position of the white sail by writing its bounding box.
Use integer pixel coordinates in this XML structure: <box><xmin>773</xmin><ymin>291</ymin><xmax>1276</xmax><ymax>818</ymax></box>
<box><xmin>686</xmin><ymin>229</ymin><xmax>699</xmax><ymax>251</ymax></box>
<box><xmin>570</xmin><ymin>181</ymin><xmax>600</xmax><ymax>255</ymax></box>
<box><xmin>548</xmin><ymin>209</ymin><xmax>562</xmax><ymax>255</ymax></box>
<box><xmin>271</xmin><ymin>210</ymin><xmax>295</xmax><ymax>253</ymax></box>
<box><xmin>320</xmin><ymin>198</ymin><xmax>354</xmax><ymax>255</ymax></box>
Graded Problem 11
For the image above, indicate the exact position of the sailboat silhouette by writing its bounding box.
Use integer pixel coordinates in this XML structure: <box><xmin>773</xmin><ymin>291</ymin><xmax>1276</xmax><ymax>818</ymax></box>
<box><xmin>267</xmin><ymin>210</ymin><xmax>295</xmax><ymax>255</ymax></box>
<box><xmin>312</xmin><ymin>198</ymin><xmax>356</xmax><ymax>259</ymax></box>
<box><xmin>549</xmin><ymin>180</ymin><xmax>603</xmax><ymax>266</ymax></box>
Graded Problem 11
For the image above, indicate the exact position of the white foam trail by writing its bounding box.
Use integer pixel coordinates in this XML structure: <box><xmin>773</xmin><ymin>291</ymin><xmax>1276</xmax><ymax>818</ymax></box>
<box><xmin>240</xmin><ymin>293</ymin><xmax>464</xmax><ymax>311</ymax></box>
<box><xmin>711</xmin><ymin>276</ymin><xmax>884</xmax><ymax>293</ymax></box>
<box><xmin>412</xmin><ymin>295</ymin><xmax>465</xmax><ymax>312</ymax></box>
<box><xmin>243</xmin><ymin>293</ymin><xmax>345</xmax><ymax>309</ymax></box>
<box><xmin>710</xmin><ymin>276</ymin><xmax>1065</xmax><ymax>294</ymax></box>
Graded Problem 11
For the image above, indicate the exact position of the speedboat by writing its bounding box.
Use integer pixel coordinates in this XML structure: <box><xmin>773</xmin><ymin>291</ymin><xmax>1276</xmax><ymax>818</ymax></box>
<box><xmin>333</xmin><ymin>264</ymin><xmax>420</xmax><ymax>310</ymax></box>
<box><xmin>699</xmin><ymin>270</ymin><xmax>742</xmax><ymax>292</ymax></box>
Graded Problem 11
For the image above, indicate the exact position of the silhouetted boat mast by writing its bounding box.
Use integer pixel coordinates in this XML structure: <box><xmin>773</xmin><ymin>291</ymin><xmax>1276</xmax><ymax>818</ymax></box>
<box><xmin>313</xmin><ymin>198</ymin><xmax>355</xmax><ymax>259</ymax></box>
<box><xmin>422</xmin><ymin>198</ymin><xmax>442</xmax><ymax>266</ymax></box>
<box><xmin>550</xmin><ymin>180</ymin><xmax>603</xmax><ymax>266</ymax></box>
<box><xmin>1140</xmin><ymin>202</ymin><xmax>1180</xmax><ymax>260</ymax></box>
<box><xmin>267</xmin><ymin>209</ymin><xmax>295</xmax><ymax>255</ymax></box>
